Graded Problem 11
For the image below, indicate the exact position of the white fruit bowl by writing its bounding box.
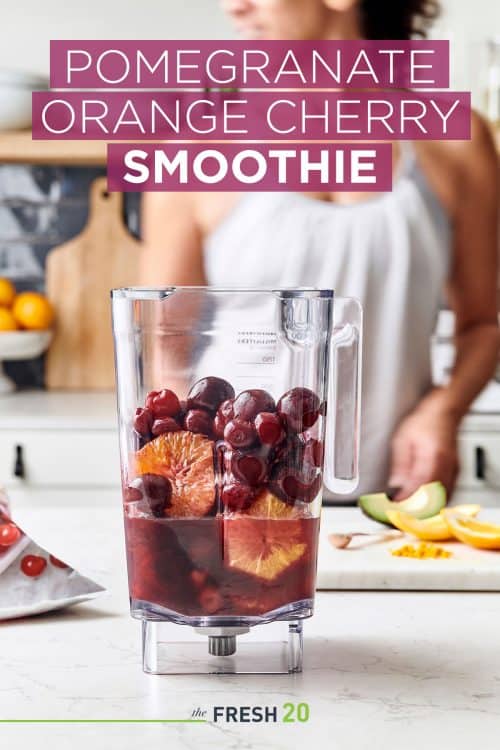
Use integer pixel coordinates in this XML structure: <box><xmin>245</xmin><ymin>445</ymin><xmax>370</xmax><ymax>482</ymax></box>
<box><xmin>0</xmin><ymin>70</ymin><xmax>48</xmax><ymax>131</ymax></box>
<box><xmin>0</xmin><ymin>330</ymin><xmax>52</xmax><ymax>393</ymax></box>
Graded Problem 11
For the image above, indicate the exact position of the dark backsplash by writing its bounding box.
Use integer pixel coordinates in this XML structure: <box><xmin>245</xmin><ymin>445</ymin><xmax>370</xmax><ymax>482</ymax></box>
<box><xmin>0</xmin><ymin>164</ymin><xmax>141</xmax><ymax>388</ymax></box>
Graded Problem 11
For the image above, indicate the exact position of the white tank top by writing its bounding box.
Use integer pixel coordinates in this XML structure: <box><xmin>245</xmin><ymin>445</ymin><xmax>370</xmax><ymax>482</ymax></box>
<box><xmin>203</xmin><ymin>144</ymin><xmax>451</xmax><ymax>498</ymax></box>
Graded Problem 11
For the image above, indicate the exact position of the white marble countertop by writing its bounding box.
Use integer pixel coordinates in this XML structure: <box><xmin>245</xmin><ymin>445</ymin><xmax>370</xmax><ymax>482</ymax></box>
<box><xmin>2</xmin><ymin>503</ymin><xmax>500</xmax><ymax>750</ymax></box>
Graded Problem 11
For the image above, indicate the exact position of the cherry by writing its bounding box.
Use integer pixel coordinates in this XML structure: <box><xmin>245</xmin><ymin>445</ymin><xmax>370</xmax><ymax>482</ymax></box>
<box><xmin>270</xmin><ymin>466</ymin><xmax>322</xmax><ymax>504</ymax></box>
<box><xmin>140</xmin><ymin>473</ymin><xmax>172</xmax><ymax>517</ymax></box>
<box><xmin>150</xmin><ymin>389</ymin><xmax>181</xmax><ymax>419</ymax></box>
<box><xmin>178</xmin><ymin>399</ymin><xmax>188</xmax><ymax>420</ymax></box>
<box><xmin>224</xmin><ymin>419</ymin><xmax>256</xmax><ymax>449</ymax></box>
<box><xmin>49</xmin><ymin>554</ymin><xmax>69</xmax><ymax>569</ymax></box>
<box><xmin>133</xmin><ymin>407</ymin><xmax>153</xmax><ymax>438</ymax></box>
<box><xmin>199</xmin><ymin>585</ymin><xmax>223</xmax><ymax>614</ymax></box>
<box><xmin>221</xmin><ymin>481</ymin><xmax>256</xmax><ymax>511</ymax></box>
<box><xmin>233</xmin><ymin>389</ymin><xmax>275</xmax><ymax>422</ymax></box>
<box><xmin>145</xmin><ymin>390</ymin><xmax>159</xmax><ymax>410</ymax></box>
<box><xmin>0</xmin><ymin>523</ymin><xmax>21</xmax><ymax>547</ymax></box>
<box><xmin>255</xmin><ymin>412</ymin><xmax>284</xmax><ymax>445</ymax></box>
<box><xmin>214</xmin><ymin>398</ymin><xmax>235</xmax><ymax>438</ymax></box>
<box><xmin>303</xmin><ymin>438</ymin><xmax>324</xmax><ymax>468</ymax></box>
<box><xmin>187</xmin><ymin>377</ymin><xmax>235</xmax><ymax>414</ymax></box>
<box><xmin>230</xmin><ymin>450</ymin><xmax>267</xmax><ymax>487</ymax></box>
<box><xmin>271</xmin><ymin>435</ymin><xmax>303</xmax><ymax>468</ymax></box>
<box><xmin>190</xmin><ymin>569</ymin><xmax>209</xmax><ymax>588</ymax></box>
<box><xmin>277</xmin><ymin>387</ymin><xmax>320</xmax><ymax>433</ymax></box>
<box><xmin>21</xmin><ymin>554</ymin><xmax>47</xmax><ymax>577</ymax></box>
<box><xmin>184</xmin><ymin>409</ymin><xmax>213</xmax><ymax>437</ymax></box>
<box><xmin>123</xmin><ymin>483</ymin><xmax>143</xmax><ymax>503</ymax></box>
<box><xmin>152</xmin><ymin>417</ymin><xmax>181</xmax><ymax>436</ymax></box>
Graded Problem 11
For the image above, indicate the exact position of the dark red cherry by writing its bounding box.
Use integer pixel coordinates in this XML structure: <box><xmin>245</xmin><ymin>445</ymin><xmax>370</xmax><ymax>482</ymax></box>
<box><xmin>190</xmin><ymin>569</ymin><xmax>209</xmax><ymax>588</ymax></box>
<box><xmin>224</xmin><ymin>419</ymin><xmax>256</xmax><ymax>448</ymax></box>
<box><xmin>221</xmin><ymin>481</ymin><xmax>256</xmax><ymax>511</ymax></box>
<box><xmin>255</xmin><ymin>412</ymin><xmax>284</xmax><ymax>445</ymax></box>
<box><xmin>303</xmin><ymin>438</ymin><xmax>324</xmax><ymax>468</ymax></box>
<box><xmin>49</xmin><ymin>554</ymin><xmax>69</xmax><ymax>569</ymax></box>
<box><xmin>152</xmin><ymin>417</ymin><xmax>181</xmax><ymax>436</ymax></box>
<box><xmin>123</xmin><ymin>484</ymin><xmax>143</xmax><ymax>503</ymax></box>
<box><xmin>214</xmin><ymin>398</ymin><xmax>235</xmax><ymax>438</ymax></box>
<box><xmin>271</xmin><ymin>435</ymin><xmax>303</xmax><ymax>468</ymax></box>
<box><xmin>270</xmin><ymin>465</ymin><xmax>322</xmax><ymax>504</ymax></box>
<box><xmin>184</xmin><ymin>409</ymin><xmax>213</xmax><ymax>437</ymax></box>
<box><xmin>21</xmin><ymin>555</ymin><xmax>47</xmax><ymax>577</ymax></box>
<box><xmin>187</xmin><ymin>377</ymin><xmax>235</xmax><ymax>414</ymax></box>
<box><xmin>145</xmin><ymin>390</ymin><xmax>159</xmax><ymax>409</ymax></box>
<box><xmin>277</xmin><ymin>387</ymin><xmax>320</xmax><ymax>433</ymax></box>
<box><xmin>133</xmin><ymin>407</ymin><xmax>153</xmax><ymax>438</ymax></box>
<box><xmin>199</xmin><ymin>585</ymin><xmax>224</xmax><ymax>614</ymax></box>
<box><xmin>230</xmin><ymin>450</ymin><xmax>267</xmax><ymax>487</ymax></box>
<box><xmin>150</xmin><ymin>389</ymin><xmax>181</xmax><ymax>419</ymax></box>
<box><xmin>140</xmin><ymin>473</ymin><xmax>172</xmax><ymax>516</ymax></box>
<box><xmin>233</xmin><ymin>389</ymin><xmax>275</xmax><ymax>422</ymax></box>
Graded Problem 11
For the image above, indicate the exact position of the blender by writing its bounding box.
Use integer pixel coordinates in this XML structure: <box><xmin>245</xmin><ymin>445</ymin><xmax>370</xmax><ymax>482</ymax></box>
<box><xmin>111</xmin><ymin>287</ymin><xmax>362</xmax><ymax>674</ymax></box>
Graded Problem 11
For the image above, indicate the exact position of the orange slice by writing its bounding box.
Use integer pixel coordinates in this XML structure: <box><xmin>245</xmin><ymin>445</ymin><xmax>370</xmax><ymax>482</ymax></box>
<box><xmin>245</xmin><ymin>489</ymin><xmax>304</xmax><ymax>519</ymax></box>
<box><xmin>224</xmin><ymin>515</ymin><xmax>307</xmax><ymax>581</ymax></box>
<box><xmin>442</xmin><ymin>511</ymin><xmax>500</xmax><ymax>550</ymax></box>
<box><xmin>224</xmin><ymin>489</ymin><xmax>307</xmax><ymax>581</ymax></box>
<box><xmin>387</xmin><ymin>504</ymin><xmax>481</xmax><ymax>542</ymax></box>
<box><xmin>135</xmin><ymin>431</ymin><xmax>215</xmax><ymax>517</ymax></box>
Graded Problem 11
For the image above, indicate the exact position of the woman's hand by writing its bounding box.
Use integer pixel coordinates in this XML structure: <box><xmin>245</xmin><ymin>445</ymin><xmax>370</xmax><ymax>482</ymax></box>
<box><xmin>389</xmin><ymin>395</ymin><xmax>460</xmax><ymax>501</ymax></box>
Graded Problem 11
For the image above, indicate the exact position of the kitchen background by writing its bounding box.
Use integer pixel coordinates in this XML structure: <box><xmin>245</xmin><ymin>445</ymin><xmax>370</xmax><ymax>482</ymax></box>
<box><xmin>0</xmin><ymin>0</ymin><xmax>498</xmax><ymax>101</ymax></box>
<box><xmin>0</xmin><ymin>0</ymin><xmax>499</xmax><ymax>504</ymax></box>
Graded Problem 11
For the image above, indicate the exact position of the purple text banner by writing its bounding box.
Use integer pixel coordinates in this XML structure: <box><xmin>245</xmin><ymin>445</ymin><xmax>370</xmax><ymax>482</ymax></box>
<box><xmin>107</xmin><ymin>143</ymin><xmax>393</xmax><ymax>192</ymax></box>
<box><xmin>50</xmin><ymin>40</ymin><xmax>450</xmax><ymax>90</ymax></box>
<box><xmin>33</xmin><ymin>91</ymin><xmax>470</xmax><ymax>141</ymax></box>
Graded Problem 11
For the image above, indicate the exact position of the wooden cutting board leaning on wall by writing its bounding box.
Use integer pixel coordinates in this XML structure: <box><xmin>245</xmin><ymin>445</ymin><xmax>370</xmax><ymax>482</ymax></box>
<box><xmin>46</xmin><ymin>176</ymin><xmax>140</xmax><ymax>390</ymax></box>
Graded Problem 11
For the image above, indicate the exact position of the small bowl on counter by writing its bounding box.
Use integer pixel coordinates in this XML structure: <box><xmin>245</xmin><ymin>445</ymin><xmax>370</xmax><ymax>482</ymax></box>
<box><xmin>0</xmin><ymin>70</ymin><xmax>48</xmax><ymax>131</ymax></box>
<box><xmin>0</xmin><ymin>330</ymin><xmax>52</xmax><ymax>394</ymax></box>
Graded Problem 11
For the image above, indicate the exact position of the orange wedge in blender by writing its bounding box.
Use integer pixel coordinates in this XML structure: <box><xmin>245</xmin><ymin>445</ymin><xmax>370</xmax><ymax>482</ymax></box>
<box><xmin>246</xmin><ymin>489</ymin><xmax>303</xmax><ymax>519</ymax></box>
<box><xmin>441</xmin><ymin>511</ymin><xmax>500</xmax><ymax>550</ymax></box>
<box><xmin>135</xmin><ymin>431</ymin><xmax>215</xmax><ymax>517</ymax></box>
<box><xmin>224</xmin><ymin>490</ymin><xmax>307</xmax><ymax>581</ymax></box>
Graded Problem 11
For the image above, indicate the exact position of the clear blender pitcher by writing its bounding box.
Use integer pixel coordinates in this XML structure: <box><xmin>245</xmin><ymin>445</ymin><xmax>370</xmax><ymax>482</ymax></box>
<box><xmin>111</xmin><ymin>287</ymin><xmax>362</xmax><ymax>674</ymax></box>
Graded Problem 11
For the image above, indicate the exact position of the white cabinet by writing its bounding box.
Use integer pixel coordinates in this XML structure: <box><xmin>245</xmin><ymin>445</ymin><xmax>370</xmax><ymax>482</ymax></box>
<box><xmin>454</xmin><ymin>414</ymin><xmax>500</xmax><ymax>506</ymax></box>
<box><xmin>0</xmin><ymin>392</ymin><xmax>120</xmax><ymax>495</ymax></box>
<box><xmin>0</xmin><ymin>430</ymin><xmax>119</xmax><ymax>488</ymax></box>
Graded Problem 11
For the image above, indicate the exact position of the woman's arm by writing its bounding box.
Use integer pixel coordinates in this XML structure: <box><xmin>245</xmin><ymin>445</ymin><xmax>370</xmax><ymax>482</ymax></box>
<box><xmin>390</xmin><ymin>116</ymin><xmax>500</xmax><ymax>499</ymax></box>
<box><xmin>140</xmin><ymin>191</ymin><xmax>206</xmax><ymax>285</ymax></box>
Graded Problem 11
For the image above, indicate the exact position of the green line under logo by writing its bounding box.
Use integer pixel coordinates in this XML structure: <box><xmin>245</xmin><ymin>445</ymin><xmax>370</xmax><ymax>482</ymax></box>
<box><xmin>0</xmin><ymin>720</ymin><xmax>207</xmax><ymax>724</ymax></box>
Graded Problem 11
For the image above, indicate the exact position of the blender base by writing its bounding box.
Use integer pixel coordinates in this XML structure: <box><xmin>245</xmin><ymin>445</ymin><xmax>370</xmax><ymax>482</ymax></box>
<box><xmin>142</xmin><ymin>619</ymin><xmax>304</xmax><ymax>675</ymax></box>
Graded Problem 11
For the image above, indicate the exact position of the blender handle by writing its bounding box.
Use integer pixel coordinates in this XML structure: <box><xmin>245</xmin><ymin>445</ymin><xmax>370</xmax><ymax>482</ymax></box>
<box><xmin>323</xmin><ymin>297</ymin><xmax>363</xmax><ymax>496</ymax></box>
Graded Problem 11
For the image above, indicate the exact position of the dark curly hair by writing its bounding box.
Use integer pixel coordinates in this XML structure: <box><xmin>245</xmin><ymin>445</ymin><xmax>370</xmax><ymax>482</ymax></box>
<box><xmin>360</xmin><ymin>1</ymin><xmax>440</xmax><ymax>40</ymax></box>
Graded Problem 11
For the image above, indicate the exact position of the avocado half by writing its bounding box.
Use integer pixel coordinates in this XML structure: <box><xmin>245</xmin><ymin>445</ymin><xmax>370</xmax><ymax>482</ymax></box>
<box><xmin>359</xmin><ymin>482</ymin><xmax>447</xmax><ymax>525</ymax></box>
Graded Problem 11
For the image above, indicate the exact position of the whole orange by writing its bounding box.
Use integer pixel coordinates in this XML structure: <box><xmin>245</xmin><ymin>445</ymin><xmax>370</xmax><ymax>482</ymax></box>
<box><xmin>0</xmin><ymin>277</ymin><xmax>16</xmax><ymax>308</ymax></box>
<box><xmin>0</xmin><ymin>307</ymin><xmax>18</xmax><ymax>331</ymax></box>
<box><xmin>12</xmin><ymin>292</ymin><xmax>54</xmax><ymax>331</ymax></box>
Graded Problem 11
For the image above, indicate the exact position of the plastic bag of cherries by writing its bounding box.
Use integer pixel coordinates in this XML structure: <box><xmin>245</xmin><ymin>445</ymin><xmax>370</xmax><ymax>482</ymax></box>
<box><xmin>0</xmin><ymin>490</ymin><xmax>105</xmax><ymax>621</ymax></box>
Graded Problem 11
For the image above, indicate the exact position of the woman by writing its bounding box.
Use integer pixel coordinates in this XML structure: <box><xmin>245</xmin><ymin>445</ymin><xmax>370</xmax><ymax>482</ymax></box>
<box><xmin>141</xmin><ymin>0</ymin><xmax>500</xmax><ymax>500</ymax></box>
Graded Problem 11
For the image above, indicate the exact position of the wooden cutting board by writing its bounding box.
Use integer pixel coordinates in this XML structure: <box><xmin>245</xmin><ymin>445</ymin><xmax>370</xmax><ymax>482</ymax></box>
<box><xmin>46</xmin><ymin>177</ymin><xmax>139</xmax><ymax>390</ymax></box>
<box><xmin>317</xmin><ymin>507</ymin><xmax>500</xmax><ymax>591</ymax></box>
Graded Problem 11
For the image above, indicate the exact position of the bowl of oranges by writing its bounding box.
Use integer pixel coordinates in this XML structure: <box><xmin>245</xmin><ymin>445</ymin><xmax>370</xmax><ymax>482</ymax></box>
<box><xmin>0</xmin><ymin>277</ymin><xmax>54</xmax><ymax>393</ymax></box>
